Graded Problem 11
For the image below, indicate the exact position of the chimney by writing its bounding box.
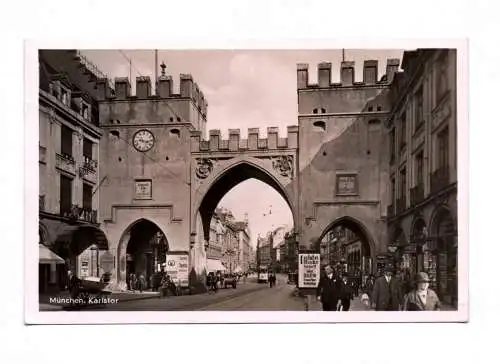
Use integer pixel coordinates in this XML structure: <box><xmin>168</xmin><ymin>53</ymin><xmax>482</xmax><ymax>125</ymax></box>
<box><xmin>386</xmin><ymin>58</ymin><xmax>400</xmax><ymax>83</ymax></box>
<box><xmin>363</xmin><ymin>60</ymin><xmax>378</xmax><ymax>84</ymax></box>
<box><xmin>96</xmin><ymin>78</ymin><xmax>111</xmax><ymax>101</ymax></box>
<box><xmin>297</xmin><ymin>63</ymin><xmax>309</xmax><ymax>89</ymax></box>
<box><xmin>114</xmin><ymin>77</ymin><xmax>131</xmax><ymax>99</ymax></box>
<box><xmin>136</xmin><ymin>76</ymin><xmax>151</xmax><ymax>98</ymax></box>
<box><xmin>318</xmin><ymin>62</ymin><xmax>332</xmax><ymax>88</ymax></box>
<box><xmin>341</xmin><ymin>61</ymin><xmax>355</xmax><ymax>85</ymax></box>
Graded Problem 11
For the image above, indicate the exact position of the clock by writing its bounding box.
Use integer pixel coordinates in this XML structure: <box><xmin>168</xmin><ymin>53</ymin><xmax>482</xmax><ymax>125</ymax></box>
<box><xmin>133</xmin><ymin>129</ymin><xmax>155</xmax><ymax>152</ymax></box>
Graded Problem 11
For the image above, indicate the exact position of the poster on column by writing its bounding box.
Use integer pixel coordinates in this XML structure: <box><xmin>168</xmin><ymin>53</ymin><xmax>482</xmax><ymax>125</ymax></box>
<box><xmin>298</xmin><ymin>253</ymin><xmax>320</xmax><ymax>288</ymax></box>
<box><xmin>166</xmin><ymin>254</ymin><xmax>189</xmax><ymax>287</ymax></box>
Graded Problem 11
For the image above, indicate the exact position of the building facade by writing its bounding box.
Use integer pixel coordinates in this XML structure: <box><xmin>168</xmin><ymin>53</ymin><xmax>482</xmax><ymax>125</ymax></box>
<box><xmin>385</xmin><ymin>49</ymin><xmax>457</xmax><ymax>307</ymax></box>
<box><xmin>38</xmin><ymin>50</ymin><xmax>110</xmax><ymax>293</ymax></box>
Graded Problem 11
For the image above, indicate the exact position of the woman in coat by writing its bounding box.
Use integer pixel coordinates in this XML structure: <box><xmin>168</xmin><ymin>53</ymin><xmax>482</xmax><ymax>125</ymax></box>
<box><xmin>403</xmin><ymin>272</ymin><xmax>441</xmax><ymax>311</ymax></box>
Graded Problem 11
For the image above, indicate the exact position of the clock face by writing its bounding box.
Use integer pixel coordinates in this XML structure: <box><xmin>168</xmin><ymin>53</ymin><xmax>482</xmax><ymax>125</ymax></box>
<box><xmin>133</xmin><ymin>129</ymin><xmax>155</xmax><ymax>152</ymax></box>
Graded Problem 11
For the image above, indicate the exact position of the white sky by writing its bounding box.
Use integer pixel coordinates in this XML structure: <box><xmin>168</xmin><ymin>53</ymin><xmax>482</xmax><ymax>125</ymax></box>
<box><xmin>81</xmin><ymin>49</ymin><xmax>404</xmax><ymax>248</ymax></box>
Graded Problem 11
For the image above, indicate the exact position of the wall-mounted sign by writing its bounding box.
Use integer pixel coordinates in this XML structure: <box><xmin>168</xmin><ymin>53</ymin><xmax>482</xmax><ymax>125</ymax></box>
<box><xmin>298</xmin><ymin>253</ymin><xmax>320</xmax><ymax>288</ymax></box>
<box><xmin>165</xmin><ymin>254</ymin><xmax>189</xmax><ymax>287</ymax></box>
<box><xmin>336</xmin><ymin>174</ymin><xmax>358</xmax><ymax>196</ymax></box>
<box><xmin>135</xmin><ymin>179</ymin><xmax>152</xmax><ymax>200</ymax></box>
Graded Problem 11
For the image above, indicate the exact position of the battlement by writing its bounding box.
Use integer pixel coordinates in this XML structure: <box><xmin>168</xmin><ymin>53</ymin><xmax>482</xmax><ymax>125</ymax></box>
<box><xmin>191</xmin><ymin>126</ymin><xmax>298</xmax><ymax>153</ymax></box>
<box><xmin>96</xmin><ymin>73</ymin><xmax>208</xmax><ymax>117</ymax></box>
<box><xmin>297</xmin><ymin>58</ymin><xmax>400</xmax><ymax>89</ymax></box>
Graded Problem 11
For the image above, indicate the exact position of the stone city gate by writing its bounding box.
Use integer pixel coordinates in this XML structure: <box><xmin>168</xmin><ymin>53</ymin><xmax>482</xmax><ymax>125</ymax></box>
<box><xmin>96</xmin><ymin>58</ymin><xmax>395</xmax><ymax>290</ymax></box>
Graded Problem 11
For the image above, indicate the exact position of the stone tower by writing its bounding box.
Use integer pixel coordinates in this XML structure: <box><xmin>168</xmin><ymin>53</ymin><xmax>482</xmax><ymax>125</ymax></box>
<box><xmin>95</xmin><ymin>69</ymin><xmax>208</xmax><ymax>290</ymax></box>
<box><xmin>296</xmin><ymin>58</ymin><xmax>400</xmax><ymax>263</ymax></box>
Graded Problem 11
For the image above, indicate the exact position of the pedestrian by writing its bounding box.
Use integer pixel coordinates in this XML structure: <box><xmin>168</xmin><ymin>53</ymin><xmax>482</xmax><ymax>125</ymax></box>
<box><xmin>364</xmin><ymin>274</ymin><xmax>375</xmax><ymax>300</ymax></box>
<box><xmin>316</xmin><ymin>265</ymin><xmax>343</xmax><ymax>311</ymax></box>
<box><xmin>340</xmin><ymin>276</ymin><xmax>354</xmax><ymax>311</ymax></box>
<box><xmin>129</xmin><ymin>272</ymin><xmax>137</xmax><ymax>292</ymax></box>
<box><xmin>371</xmin><ymin>265</ymin><xmax>404</xmax><ymax>311</ymax></box>
<box><xmin>403</xmin><ymin>272</ymin><xmax>441</xmax><ymax>311</ymax></box>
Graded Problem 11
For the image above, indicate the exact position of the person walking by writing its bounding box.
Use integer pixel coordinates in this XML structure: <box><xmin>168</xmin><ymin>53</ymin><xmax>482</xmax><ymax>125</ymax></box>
<box><xmin>316</xmin><ymin>265</ymin><xmax>343</xmax><ymax>311</ymax></box>
<box><xmin>340</xmin><ymin>276</ymin><xmax>354</xmax><ymax>311</ymax></box>
<box><xmin>403</xmin><ymin>272</ymin><xmax>441</xmax><ymax>311</ymax></box>
<box><xmin>371</xmin><ymin>265</ymin><xmax>403</xmax><ymax>311</ymax></box>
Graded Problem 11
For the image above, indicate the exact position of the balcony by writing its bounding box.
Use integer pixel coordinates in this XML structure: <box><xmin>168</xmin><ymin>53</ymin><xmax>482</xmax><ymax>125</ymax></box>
<box><xmin>387</xmin><ymin>204</ymin><xmax>394</xmax><ymax>218</ymax></box>
<box><xmin>410</xmin><ymin>184</ymin><xmax>425</xmax><ymax>206</ymax></box>
<box><xmin>39</xmin><ymin>195</ymin><xmax>45</xmax><ymax>212</ymax></box>
<box><xmin>79</xmin><ymin>159</ymin><xmax>98</xmax><ymax>183</ymax></box>
<box><xmin>56</xmin><ymin>153</ymin><xmax>76</xmax><ymax>175</ymax></box>
<box><xmin>431</xmin><ymin>167</ymin><xmax>450</xmax><ymax>194</ymax></box>
<box><xmin>396</xmin><ymin>197</ymin><xmax>407</xmax><ymax>214</ymax></box>
<box><xmin>61</xmin><ymin>204</ymin><xmax>98</xmax><ymax>224</ymax></box>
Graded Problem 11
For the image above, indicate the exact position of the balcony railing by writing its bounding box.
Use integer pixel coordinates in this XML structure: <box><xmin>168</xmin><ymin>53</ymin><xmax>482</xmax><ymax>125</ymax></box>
<box><xmin>79</xmin><ymin>159</ymin><xmax>98</xmax><ymax>183</ymax></box>
<box><xmin>39</xmin><ymin>195</ymin><xmax>45</xmax><ymax>212</ymax></box>
<box><xmin>61</xmin><ymin>204</ymin><xmax>98</xmax><ymax>224</ymax></box>
<box><xmin>431</xmin><ymin>167</ymin><xmax>450</xmax><ymax>194</ymax></box>
<box><xmin>410</xmin><ymin>184</ymin><xmax>425</xmax><ymax>206</ymax></box>
<box><xmin>56</xmin><ymin>153</ymin><xmax>76</xmax><ymax>175</ymax></box>
<box><xmin>396</xmin><ymin>197</ymin><xmax>407</xmax><ymax>214</ymax></box>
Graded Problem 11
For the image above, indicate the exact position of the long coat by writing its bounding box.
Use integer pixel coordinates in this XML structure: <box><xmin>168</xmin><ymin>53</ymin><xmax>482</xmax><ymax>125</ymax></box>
<box><xmin>371</xmin><ymin>275</ymin><xmax>403</xmax><ymax>311</ymax></box>
<box><xmin>403</xmin><ymin>289</ymin><xmax>441</xmax><ymax>311</ymax></box>
<box><xmin>316</xmin><ymin>274</ymin><xmax>344</xmax><ymax>308</ymax></box>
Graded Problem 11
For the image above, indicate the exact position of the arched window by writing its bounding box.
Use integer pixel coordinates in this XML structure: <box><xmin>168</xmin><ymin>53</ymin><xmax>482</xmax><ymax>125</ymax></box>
<box><xmin>313</xmin><ymin>108</ymin><xmax>318</xmax><ymax>114</ymax></box>
<box><xmin>313</xmin><ymin>121</ymin><xmax>326</xmax><ymax>131</ymax></box>
<box><xmin>321</xmin><ymin>108</ymin><xmax>326</xmax><ymax>113</ymax></box>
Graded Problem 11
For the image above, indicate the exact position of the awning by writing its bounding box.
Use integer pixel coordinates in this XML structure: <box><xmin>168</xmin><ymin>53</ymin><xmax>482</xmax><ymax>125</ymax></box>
<box><xmin>39</xmin><ymin>244</ymin><xmax>65</xmax><ymax>264</ymax></box>
<box><xmin>41</xmin><ymin>218</ymin><xmax>109</xmax><ymax>256</ymax></box>
<box><xmin>207</xmin><ymin>259</ymin><xmax>226</xmax><ymax>272</ymax></box>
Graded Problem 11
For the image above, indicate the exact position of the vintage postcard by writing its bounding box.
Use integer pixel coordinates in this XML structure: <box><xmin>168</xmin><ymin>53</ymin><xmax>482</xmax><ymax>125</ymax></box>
<box><xmin>25</xmin><ymin>40</ymin><xmax>468</xmax><ymax>324</ymax></box>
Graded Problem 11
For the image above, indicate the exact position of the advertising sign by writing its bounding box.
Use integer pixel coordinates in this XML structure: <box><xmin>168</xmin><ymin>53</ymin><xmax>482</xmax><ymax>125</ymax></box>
<box><xmin>165</xmin><ymin>254</ymin><xmax>189</xmax><ymax>287</ymax></box>
<box><xmin>298</xmin><ymin>253</ymin><xmax>320</xmax><ymax>288</ymax></box>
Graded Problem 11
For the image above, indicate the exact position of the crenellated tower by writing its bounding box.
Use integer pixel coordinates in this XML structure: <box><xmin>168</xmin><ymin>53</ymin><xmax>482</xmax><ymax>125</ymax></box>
<box><xmin>96</xmin><ymin>69</ymin><xmax>208</xmax><ymax>291</ymax></box>
<box><xmin>296</xmin><ymin>58</ymin><xmax>400</xmax><ymax>262</ymax></box>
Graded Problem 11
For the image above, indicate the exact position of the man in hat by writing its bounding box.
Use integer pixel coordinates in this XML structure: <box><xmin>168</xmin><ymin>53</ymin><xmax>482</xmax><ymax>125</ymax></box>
<box><xmin>370</xmin><ymin>264</ymin><xmax>403</xmax><ymax>311</ymax></box>
<box><xmin>316</xmin><ymin>265</ymin><xmax>344</xmax><ymax>311</ymax></box>
<box><xmin>403</xmin><ymin>272</ymin><xmax>441</xmax><ymax>311</ymax></box>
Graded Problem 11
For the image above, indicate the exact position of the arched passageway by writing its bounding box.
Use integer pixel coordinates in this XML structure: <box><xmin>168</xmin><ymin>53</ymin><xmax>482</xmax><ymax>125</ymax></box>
<box><xmin>118</xmin><ymin>219</ymin><xmax>169</xmax><ymax>291</ymax></box>
<box><xmin>195</xmin><ymin>161</ymin><xmax>295</xmax><ymax>283</ymax></box>
<box><xmin>318</xmin><ymin>217</ymin><xmax>375</xmax><ymax>288</ymax></box>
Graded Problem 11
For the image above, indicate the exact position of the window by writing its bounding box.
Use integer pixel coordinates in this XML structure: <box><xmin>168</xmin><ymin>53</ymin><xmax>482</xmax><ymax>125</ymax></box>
<box><xmin>391</xmin><ymin>177</ymin><xmax>396</xmax><ymax>204</ymax></box>
<box><xmin>399</xmin><ymin>112</ymin><xmax>407</xmax><ymax>150</ymax></box>
<box><xmin>82</xmin><ymin>104</ymin><xmax>89</xmax><ymax>120</ymax></box>
<box><xmin>436</xmin><ymin>52</ymin><xmax>449</xmax><ymax>101</ymax></box>
<box><xmin>61</xmin><ymin>88</ymin><xmax>69</xmax><ymax>106</ymax></box>
<box><xmin>415</xmin><ymin>86</ymin><xmax>424</xmax><ymax>130</ymax></box>
<box><xmin>390</xmin><ymin>129</ymin><xmax>396</xmax><ymax>163</ymax></box>
<box><xmin>83</xmin><ymin>138</ymin><xmax>93</xmax><ymax>163</ymax></box>
<box><xmin>60</xmin><ymin>175</ymin><xmax>72</xmax><ymax>215</ymax></box>
<box><xmin>321</xmin><ymin>108</ymin><xmax>326</xmax><ymax>114</ymax></box>
<box><xmin>437</xmin><ymin>127</ymin><xmax>449</xmax><ymax>170</ymax></box>
<box><xmin>61</xmin><ymin>125</ymin><xmax>73</xmax><ymax>157</ymax></box>
<box><xmin>313</xmin><ymin>108</ymin><xmax>318</xmax><ymax>114</ymax></box>
<box><xmin>399</xmin><ymin>168</ymin><xmax>406</xmax><ymax>199</ymax></box>
<box><xmin>313</xmin><ymin>120</ymin><xmax>326</xmax><ymax>131</ymax></box>
<box><xmin>83</xmin><ymin>183</ymin><xmax>93</xmax><ymax>210</ymax></box>
<box><xmin>415</xmin><ymin>151</ymin><xmax>424</xmax><ymax>185</ymax></box>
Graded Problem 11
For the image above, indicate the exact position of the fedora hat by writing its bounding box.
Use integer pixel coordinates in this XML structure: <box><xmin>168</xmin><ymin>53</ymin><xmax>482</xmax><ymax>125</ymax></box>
<box><xmin>415</xmin><ymin>272</ymin><xmax>430</xmax><ymax>283</ymax></box>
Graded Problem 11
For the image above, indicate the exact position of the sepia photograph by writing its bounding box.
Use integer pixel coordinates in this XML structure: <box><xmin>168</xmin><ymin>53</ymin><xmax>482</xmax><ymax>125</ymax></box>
<box><xmin>26</xmin><ymin>45</ymin><xmax>467</xmax><ymax>323</ymax></box>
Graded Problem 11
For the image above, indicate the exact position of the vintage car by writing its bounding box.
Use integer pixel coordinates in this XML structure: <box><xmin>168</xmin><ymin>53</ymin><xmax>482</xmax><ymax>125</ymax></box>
<box><xmin>223</xmin><ymin>274</ymin><xmax>237</xmax><ymax>289</ymax></box>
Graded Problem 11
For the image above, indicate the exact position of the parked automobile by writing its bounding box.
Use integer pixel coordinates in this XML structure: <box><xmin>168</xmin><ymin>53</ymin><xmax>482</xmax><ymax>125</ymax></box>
<box><xmin>223</xmin><ymin>274</ymin><xmax>237</xmax><ymax>289</ymax></box>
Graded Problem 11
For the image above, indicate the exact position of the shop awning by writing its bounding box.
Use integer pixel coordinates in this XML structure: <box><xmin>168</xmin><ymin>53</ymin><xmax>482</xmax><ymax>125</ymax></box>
<box><xmin>39</xmin><ymin>244</ymin><xmax>65</xmax><ymax>264</ymax></box>
<box><xmin>207</xmin><ymin>259</ymin><xmax>226</xmax><ymax>273</ymax></box>
<box><xmin>41</xmin><ymin>218</ymin><xmax>109</xmax><ymax>256</ymax></box>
